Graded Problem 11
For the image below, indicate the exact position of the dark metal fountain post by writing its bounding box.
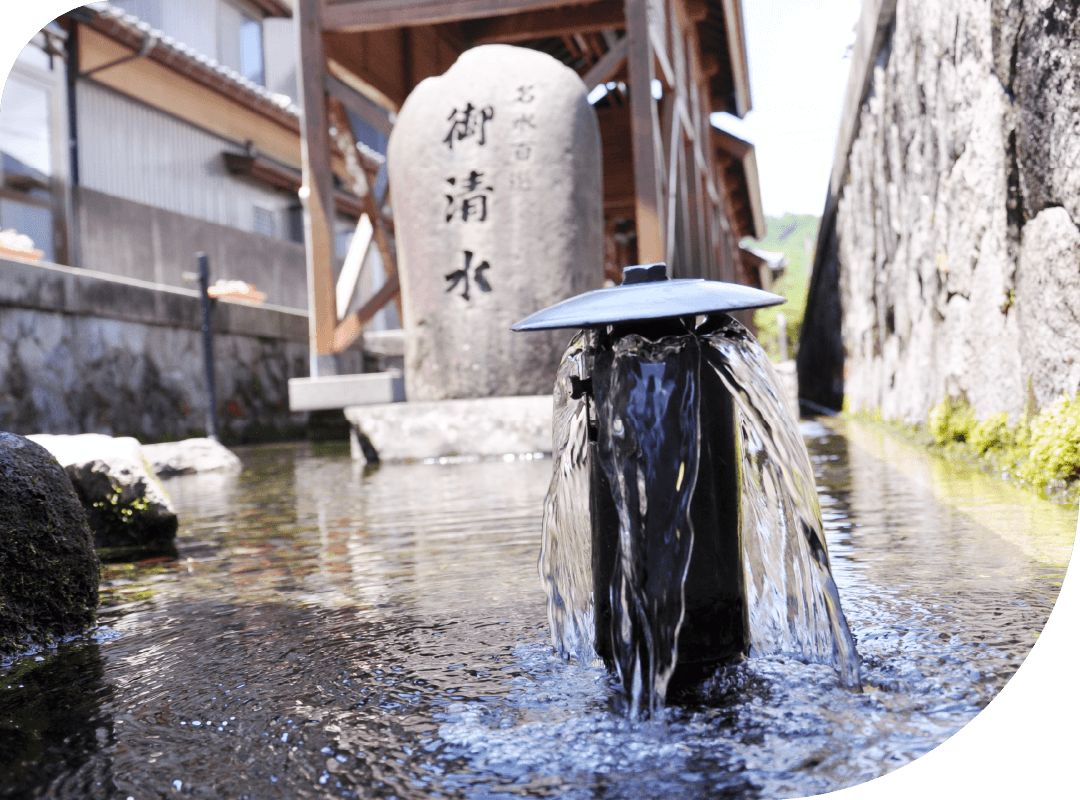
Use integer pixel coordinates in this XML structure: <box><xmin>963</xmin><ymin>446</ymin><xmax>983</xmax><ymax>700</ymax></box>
<box><xmin>513</xmin><ymin>263</ymin><xmax>786</xmax><ymax>705</ymax></box>
<box><xmin>196</xmin><ymin>252</ymin><xmax>219</xmax><ymax>441</ymax></box>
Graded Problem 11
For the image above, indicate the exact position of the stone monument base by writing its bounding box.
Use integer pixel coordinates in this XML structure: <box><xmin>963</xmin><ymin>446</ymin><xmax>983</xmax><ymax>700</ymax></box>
<box><xmin>344</xmin><ymin>395</ymin><xmax>553</xmax><ymax>463</ymax></box>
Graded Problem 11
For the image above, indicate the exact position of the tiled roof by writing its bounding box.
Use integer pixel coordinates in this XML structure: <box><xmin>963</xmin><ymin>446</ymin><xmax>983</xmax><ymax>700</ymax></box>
<box><xmin>74</xmin><ymin>2</ymin><xmax>301</xmax><ymax>130</ymax></box>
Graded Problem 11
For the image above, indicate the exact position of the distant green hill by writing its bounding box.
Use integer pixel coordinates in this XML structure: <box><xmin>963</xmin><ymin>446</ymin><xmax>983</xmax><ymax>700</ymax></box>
<box><xmin>746</xmin><ymin>213</ymin><xmax>819</xmax><ymax>361</ymax></box>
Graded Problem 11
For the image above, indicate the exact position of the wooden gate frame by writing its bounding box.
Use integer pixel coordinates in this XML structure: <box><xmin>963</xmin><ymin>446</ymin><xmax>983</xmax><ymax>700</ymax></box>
<box><xmin>295</xmin><ymin>0</ymin><xmax>757</xmax><ymax>375</ymax></box>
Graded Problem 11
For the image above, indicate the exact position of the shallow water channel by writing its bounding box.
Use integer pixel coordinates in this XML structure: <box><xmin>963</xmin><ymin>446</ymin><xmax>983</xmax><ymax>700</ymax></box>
<box><xmin>1</xmin><ymin>419</ymin><xmax>1074</xmax><ymax>799</ymax></box>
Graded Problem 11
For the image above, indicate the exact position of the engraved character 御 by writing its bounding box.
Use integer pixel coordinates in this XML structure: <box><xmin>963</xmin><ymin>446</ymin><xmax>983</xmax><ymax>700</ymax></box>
<box><xmin>444</xmin><ymin>103</ymin><xmax>494</xmax><ymax>149</ymax></box>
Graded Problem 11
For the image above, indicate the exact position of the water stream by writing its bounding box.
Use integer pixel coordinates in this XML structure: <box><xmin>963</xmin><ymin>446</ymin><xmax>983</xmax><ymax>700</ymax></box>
<box><xmin>542</xmin><ymin>318</ymin><xmax>859</xmax><ymax>717</ymax></box>
<box><xmin>0</xmin><ymin>418</ymin><xmax>1073</xmax><ymax>798</ymax></box>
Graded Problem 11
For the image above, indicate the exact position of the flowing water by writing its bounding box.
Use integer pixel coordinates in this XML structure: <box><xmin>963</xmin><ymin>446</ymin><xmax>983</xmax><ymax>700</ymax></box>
<box><xmin>542</xmin><ymin>319</ymin><xmax>859</xmax><ymax>717</ymax></box>
<box><xmin>0</xmin><ymin>418</ymin><xmax>1073</xmax><ymax>798</ymax></box>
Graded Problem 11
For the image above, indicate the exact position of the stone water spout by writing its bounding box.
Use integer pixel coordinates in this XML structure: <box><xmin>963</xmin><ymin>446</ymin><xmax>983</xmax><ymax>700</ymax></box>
<box><xmin>513</xmin><ymin>263</ymin><xmax>861</xmax><ymax>717</ymax></box>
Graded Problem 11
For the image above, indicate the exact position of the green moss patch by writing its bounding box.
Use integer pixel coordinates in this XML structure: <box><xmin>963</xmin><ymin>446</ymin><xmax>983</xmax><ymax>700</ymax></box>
<box><xmin>858</xmin><ymin>394</ymin><xmax>1080</xmax><ymax>505</ymax></box>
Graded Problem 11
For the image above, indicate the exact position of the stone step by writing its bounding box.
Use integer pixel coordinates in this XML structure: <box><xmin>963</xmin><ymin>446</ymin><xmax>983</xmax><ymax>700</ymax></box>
<box><xmin>287</xmin><ymin>370</ymin><xmax>405</xmax><ymax>411</ymax></box>
<box><xmin>344</xmin><ymin>394</ymin><xmax>553</xmax><ymax>463</ymax></box>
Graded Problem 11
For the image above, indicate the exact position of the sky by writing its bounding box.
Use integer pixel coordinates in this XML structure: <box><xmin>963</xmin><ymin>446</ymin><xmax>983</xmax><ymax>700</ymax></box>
<box><xmin>712</xmin><ymin>0</ymin><xmax>862</xmax><ymax>219</ymax></box>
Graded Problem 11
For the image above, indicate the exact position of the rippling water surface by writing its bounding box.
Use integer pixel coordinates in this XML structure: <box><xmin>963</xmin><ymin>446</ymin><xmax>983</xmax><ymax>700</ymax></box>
<box><xmin>0</xmin><ymin>421</ymin><xmax>1073</xmax><ymax>799</ymax></box>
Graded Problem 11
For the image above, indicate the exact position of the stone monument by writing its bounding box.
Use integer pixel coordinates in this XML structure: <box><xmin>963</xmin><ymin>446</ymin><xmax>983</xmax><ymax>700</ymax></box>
<box><xmin>387</xmin><ymin>44</ymin><xmax>603</xmax><ymax>401</ymax></box>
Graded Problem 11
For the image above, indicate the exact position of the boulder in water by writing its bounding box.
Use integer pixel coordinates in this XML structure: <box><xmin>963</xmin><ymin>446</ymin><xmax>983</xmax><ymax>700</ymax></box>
<box><xmin>0</xmin><ymin>432</ymin><xmax>100</xmax><ymax>654</ymax></box>
<box><xmin>27</xmin><ymin>434</ymin><xmax>178</xmax><ymax>551</ymax></box>
<box><xmin>142</xmin><ymin>438</ymin><xmax>241</xmax><ymax>477</ymax></box>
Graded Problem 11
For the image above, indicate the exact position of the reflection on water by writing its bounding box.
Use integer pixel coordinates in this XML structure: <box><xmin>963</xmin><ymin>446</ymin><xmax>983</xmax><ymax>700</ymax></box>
<box><xmin>0</xmin><ymin>424</ymin><xmax>1073</xmax><ymax>799</ymax></box>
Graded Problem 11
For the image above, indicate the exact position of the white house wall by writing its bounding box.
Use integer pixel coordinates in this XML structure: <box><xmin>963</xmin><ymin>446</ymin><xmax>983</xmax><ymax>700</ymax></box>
<box><xmin>76</xmin><ymin>80</ymin><xmax>298</xmax><ymax>239</ymax></box>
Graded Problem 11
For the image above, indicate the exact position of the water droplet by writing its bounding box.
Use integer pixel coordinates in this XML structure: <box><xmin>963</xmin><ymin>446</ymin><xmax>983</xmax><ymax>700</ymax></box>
<box><xmin>172</xmin><ymin>779</ymin><xmax>182</xmax><ymax>791</ymax></box>
<box><xmin>280</xmin><ymin>732</ymin><xmax>289</xmax><ymax>742</ymax></box>
<box><xmin>190</xmin><ymin>721</ymin><xmax>201</xmax><ymax>727</ymax></box>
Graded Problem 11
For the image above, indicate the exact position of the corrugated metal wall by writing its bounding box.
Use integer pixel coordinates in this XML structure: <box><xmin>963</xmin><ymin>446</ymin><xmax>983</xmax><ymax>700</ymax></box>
<box><xmin>76</xmin><ymin>80</ymin><xmax>297</xmax><ymax>239</ymax></box>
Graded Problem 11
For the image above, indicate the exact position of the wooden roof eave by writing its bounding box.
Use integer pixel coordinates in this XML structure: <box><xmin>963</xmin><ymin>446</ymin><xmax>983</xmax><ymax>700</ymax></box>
<box><xmin>712</xmin><ymin>127</ymin><xmax>765</xmax><ymax>240</ymax></box>
<box><xmin>249</xmin><ymin>0</ymin><xmax>294</xmax><ymax>18</ymax></box>
<box><xmin>717</xmin><ymin>0</ymin><xmax>751</xmax><ymax>117</ymax></box>
<box><xmin>69</xmin><ymin>6</ymin><xmax>301</xmax><ymax>132</ymax></box>
<box><xmin>319</xmin><ymin>0</ymin><xmax>598</xmax><ymax>33</ymax></box>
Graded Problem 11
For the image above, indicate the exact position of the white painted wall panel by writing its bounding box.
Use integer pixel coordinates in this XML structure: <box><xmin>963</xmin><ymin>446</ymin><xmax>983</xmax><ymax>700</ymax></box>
<box><xmin>76</xmin><ymin>81</ymin><xmax>297</xmax><ymax>238</ymax></box>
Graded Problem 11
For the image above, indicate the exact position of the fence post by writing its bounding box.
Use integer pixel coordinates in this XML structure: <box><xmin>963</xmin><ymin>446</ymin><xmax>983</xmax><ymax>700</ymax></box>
<box><xmin>196</xmin><ymin>252</ymin><xmax>219</xmax><ymax>441</ymax></box>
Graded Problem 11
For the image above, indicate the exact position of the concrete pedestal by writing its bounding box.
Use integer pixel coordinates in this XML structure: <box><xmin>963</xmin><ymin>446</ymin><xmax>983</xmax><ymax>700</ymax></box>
<box><xmin>344</xmin><ymin>394</ymin><xmax>553</xmax><ymax>463</ymax></box>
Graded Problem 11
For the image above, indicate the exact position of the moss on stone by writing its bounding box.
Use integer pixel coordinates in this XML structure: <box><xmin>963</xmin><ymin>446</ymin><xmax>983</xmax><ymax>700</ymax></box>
<box><xmin>1019</xmin><ymin>394</ymin><xmax>1080</xmax><ymax>492</ymax></box>
<box><xmin>928</xmin><ymin>396</ymin><xmax>976</xmax><ymax>446</ymax></box>
<box><xmin>857</xmin><ymin>393</ymin><xmax>1080</xmax><ymax>505</ymax></box>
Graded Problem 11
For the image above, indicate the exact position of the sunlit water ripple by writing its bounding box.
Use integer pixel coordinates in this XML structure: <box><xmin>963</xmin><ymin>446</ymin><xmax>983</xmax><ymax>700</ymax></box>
<box><xmin>0</xmin><ymin>422</ymin><xmax>1072</xmax><ymax>799</ymax></box>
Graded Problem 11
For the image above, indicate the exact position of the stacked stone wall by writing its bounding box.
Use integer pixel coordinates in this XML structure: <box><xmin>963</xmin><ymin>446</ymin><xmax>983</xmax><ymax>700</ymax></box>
<box><xmin>803</xmin><ymin>0</ymin><xmax>1080</xmax><ymax>423</ymax></box>
<box><xmin>1</xmin><ymin>259</ymin><xmax>311</xmax><ymax>443</ymax></box>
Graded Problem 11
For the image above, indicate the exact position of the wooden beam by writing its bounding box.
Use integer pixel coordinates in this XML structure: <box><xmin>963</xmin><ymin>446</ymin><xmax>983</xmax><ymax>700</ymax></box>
<box><xmin>222</xmin><ymin>151</ymin><xmax>368</xmax><ymax>218</ymax></box>
<box><xmin>583</xmin><ymin>36</ymin><xmax>627</xmax><ymax>91</ymax></box>
<box><xmin>248</xmin><ymin>0</ymin><xmax>294</xmax><ymax>17</ymax></box>
<box><xmin>664</xmin><ymin>98</ymin><xmax>682</xmax><ymax>268</ymax></box>
<box><xmin>324</xmin><ymin>72</ymin><xmax>394</xmax><ymax>138</ymax></box>
<box><xmin>650</xmin><ymin>25</ymin><xmax>675</xmax><ymax>88</ymax></box>
<box><xmin>332</xmin><ymin>273</ymin><xmax>400</xmax><ymax>353</ymax></box>
<box><xmin>297</xmin><ymin>0</ymin><xmax>337</xmax><ymax>370</ymax></box>
<box><xmin>462</xmin><ymin>0</ymin><xmax>625</xmax><ymax>44</ymax></box>
<box><xmin>561</xmin><ymin>34</ymin><xmax>583</xmax><ymax>59</ymax></box>
<box><xmin>326</xmin><ymin>57</ymin><xmax>402</xmax><ymax>114</ymax></box>
<box><xmin>625</xmin><ymin>0</ymin><xmax>663</xmax><ymax>262</ymax></box>
<box><xmin>719</xmin><ymin>0</ymin><xmax>751</xmax><ymax>116</ymax></box>
<box><xmin>683</xmin><ymin>0</ymin><xmax>708</xmax><ymax>23</ymax></box>
<box><xmin>699</xmin><ymin>51</ymin><xmax>719</xmax><ymax>78</ymax></box>
<box><xmin>336</xmin><ymin>213</ymin><xmax>374</xmax><ymax>319</ymax></box>
<box><xmin>676</xmin><ymin>135</ymin><xmax>694</xmax><ymax>273</ymax></box>
<box><xmin>321</xmin><ymin>0</ymin><xmax>593</xmax><ymax>33</ymax></box>
<box><xmin>328</xmin><ymin>99</ymin><xmax>403</xmax><ymax>323</ymax></box>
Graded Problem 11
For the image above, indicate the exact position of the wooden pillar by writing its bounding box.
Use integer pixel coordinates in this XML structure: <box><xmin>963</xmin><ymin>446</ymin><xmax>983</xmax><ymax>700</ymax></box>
<box><xmin>625</xmin><ymin>0</ymin><xmax>665</xmax><ymax>263</ymax></box>
<box><xmin>296</xmin><ymin>0</ymin><xmax>337</xmax><ymax>377</ymax></box>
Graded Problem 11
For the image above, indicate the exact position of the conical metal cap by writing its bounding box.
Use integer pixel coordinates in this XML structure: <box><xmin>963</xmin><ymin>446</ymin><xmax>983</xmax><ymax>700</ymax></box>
<box><xmin>511</xmin><ymin>263</ymin><xmax>785</xmax><ymax>331</ymax></box>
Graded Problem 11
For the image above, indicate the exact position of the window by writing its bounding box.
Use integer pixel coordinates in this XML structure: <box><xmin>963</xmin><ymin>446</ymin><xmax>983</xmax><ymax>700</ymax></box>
<box><xmin>240</xmin><ymin>16</ymin><xmax>265</xmax><ymax>85</ymax></box>
<box><xmin>253</xmin><ymin>205</ymin><xmax>275</xmax><ymax>237</ymax></box>
<box><xmin>111</xmin><ymin>0</ymin><xmax>164</xmax><ymax>30</ymax></box>
<box><xmin>285</xmin><ymin>204</ymin><xmax>303</xmax><ymax>244</ymax></box>
<box><xmin>114</xmin><ymin>0</ymin><xmax>265</xmax><ymax>86</ymax></box>
<box><xmin>16</xmin><ymin>38</ymin><xmax>52</xmax><ymax>71</ymax></box>
<box><xmin>1</xmin><ymin>78</ymin><xmax>52</xmax><ymax>183</ymax></box>
<box><xmin>219</xmin><ymin>1</ymin><xmax>264</xmax><ymax>85</ymax></box>
<box><xmin>0</xmin><ymin>52</ymin><xmax>62</xmax><ymax>263</ymax></box>
<box><xmin>0</xmin><ymin>200</ymin><xmax>54</xmax><ymax>262</ymax></box>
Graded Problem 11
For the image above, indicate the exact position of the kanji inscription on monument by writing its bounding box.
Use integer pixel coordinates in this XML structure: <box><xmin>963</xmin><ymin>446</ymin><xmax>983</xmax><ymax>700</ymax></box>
<box><xmin>388</xmin><ymin>45</ymin><xmax>603</xmax><ymax>401</ymax></box>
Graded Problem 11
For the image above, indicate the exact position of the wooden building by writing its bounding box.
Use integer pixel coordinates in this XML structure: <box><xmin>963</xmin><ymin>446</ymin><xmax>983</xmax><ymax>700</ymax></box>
<box><xmin>294</xmin><ymin>0</ymin><xmax>765</xmax><ymax>369</ymax></box>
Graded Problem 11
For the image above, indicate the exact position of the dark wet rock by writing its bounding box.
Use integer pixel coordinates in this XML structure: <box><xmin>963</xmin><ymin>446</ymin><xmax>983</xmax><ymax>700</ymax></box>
<box><xmin>27</xmin><ymin>434</ymin><xmax>178</xmax><ymax>551</ymax></box>
<box><xmin>0</xmin><ymin>432</ymin><xmax>100</xmax><ymax>654</ymax></box>
<box><xmin>142</xmin><ymin>437</ymin><xmax>241</xmax><ymax>477</ymax></box>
